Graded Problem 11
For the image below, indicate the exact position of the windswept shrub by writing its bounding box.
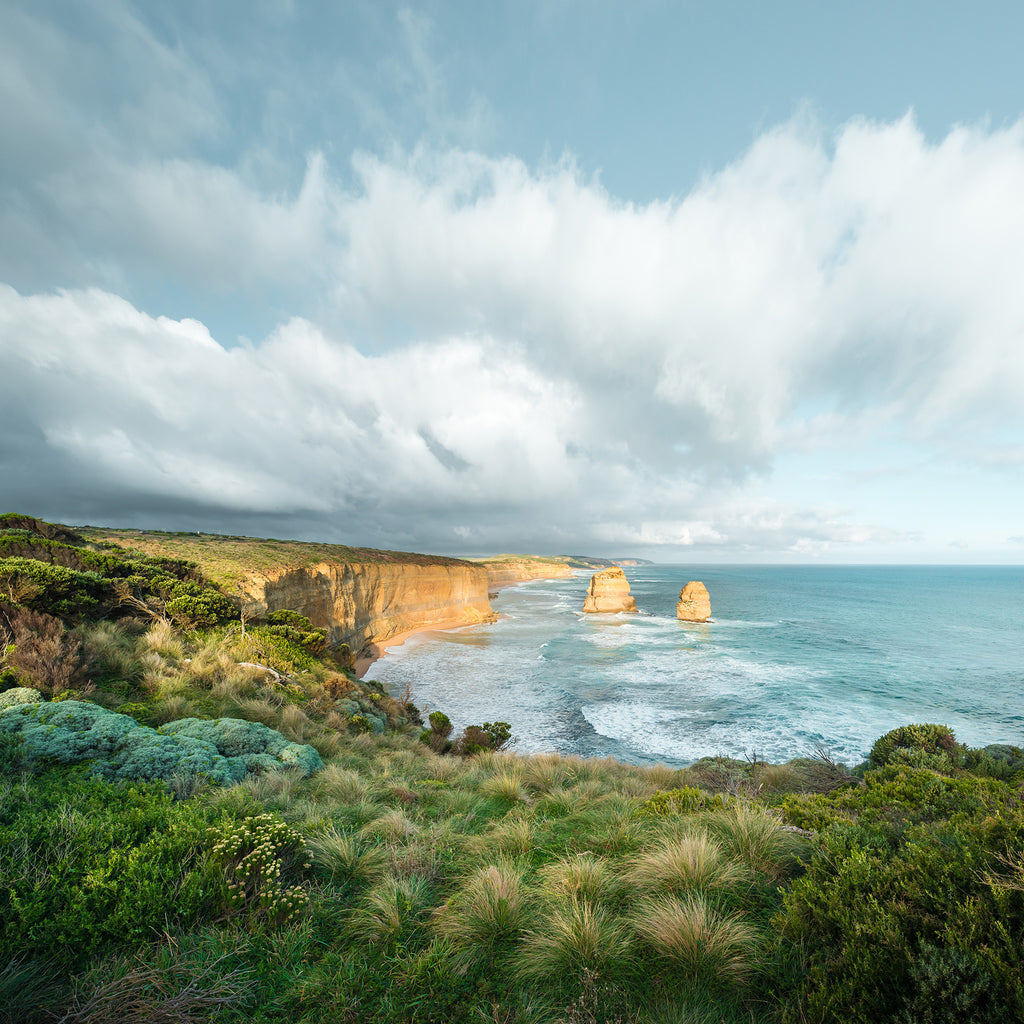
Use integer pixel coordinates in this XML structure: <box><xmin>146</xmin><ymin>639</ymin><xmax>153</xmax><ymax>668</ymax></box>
<box><xmin>869</xmin><ymin>723</ymin><xmax>965</xmax><ymax>771</ymax></box>
<box><xmin>0</xmin><ymin>559</ymin><xmax>106</xmax><ymax>617</ymax></box>
<box><xmin>1</xmin><ymin>604</ymin><xmax>89</xmax><ymax>696</ymax></box>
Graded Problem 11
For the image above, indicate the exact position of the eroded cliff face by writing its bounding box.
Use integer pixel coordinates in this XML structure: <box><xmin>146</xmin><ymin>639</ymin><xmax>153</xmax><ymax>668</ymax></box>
<box><xmin>582</xmin><ymin>567</ymin><xmax>637</xmax><ymax>614</ymax></box>
<box><xmin>239</xmin><ymin>561</ymin><xmax>495</xmax><ymax>655</ymax></box>
<box><xmin>481</xmin><ymin>559</ymin><xmax>575</xmax><ymax>588</ymax></box>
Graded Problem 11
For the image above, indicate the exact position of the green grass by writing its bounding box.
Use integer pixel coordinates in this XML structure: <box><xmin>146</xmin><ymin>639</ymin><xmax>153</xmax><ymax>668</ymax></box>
<box><xmin>76</xmin><ymin>526</ymin><xmax>478</xmax><ymax>590</ymax></box>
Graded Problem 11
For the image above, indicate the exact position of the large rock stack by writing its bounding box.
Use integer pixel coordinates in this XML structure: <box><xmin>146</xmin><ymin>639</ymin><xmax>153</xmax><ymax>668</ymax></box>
<box><xmin>582</xmin><ymin>567</ymin><xmax>637</xmax><ymax>613</ymax></box>
<box><xmin>676</xmin><ymin>581</ymin><xmax>711</xmax><ymax>622</ymax></box>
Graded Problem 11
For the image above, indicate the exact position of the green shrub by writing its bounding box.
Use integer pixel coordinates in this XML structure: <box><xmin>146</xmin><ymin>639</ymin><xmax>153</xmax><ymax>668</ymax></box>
<box><xmin>0</xmin><ymin>686</ymin><xmax>40</xmax><ymax>710</ymax></box>
<box><xmin>869</xmin><ymin>723</ymin><xmax>965</xmax><ymax>771</ymax></box>
<box><xmin>778</xmin><ymin>773</ymin><xmax>1024</xmax><ymax>1023</ymax></box>
<box><xmin>161</xmin><ymin>717</ymin><xmax>323</xmax><ymax>775</ymax></box>
<box><xmin>0</xmin><ymin>770</ymin><xmax>216</xmax><ymax>962</ymax></box>
<box><xmin>0</xmin><ymin>558</ymin><xmax>106</xmax><ymax>617</ymax></box>
<box><xmin>207</xmin><ymin>812</ymin><xmax>310</xmax><ymax>927</ymax></box>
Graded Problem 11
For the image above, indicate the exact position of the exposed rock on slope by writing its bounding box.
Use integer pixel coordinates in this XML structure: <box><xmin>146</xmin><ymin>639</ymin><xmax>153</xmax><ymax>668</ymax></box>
<box><xmin>582</xmin><ymin>567</ymin><xmax>637</xmax><ymax>614</ymax></box>
<box><xmin>239</xmin><ymin>561</ymin><xmax>495</xmax><ymax>658</ymax></box>
<box><xmin>677</xmin><ymin>581</ymin><xmax>711</xmax><ymax>622</ymax></box>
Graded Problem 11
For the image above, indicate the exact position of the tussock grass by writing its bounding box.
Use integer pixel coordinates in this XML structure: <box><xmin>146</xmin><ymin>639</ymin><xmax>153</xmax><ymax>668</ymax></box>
<box><xmin>645</xmin><ymin>763</ymin><xmax>684</xmax><ymax>790</ymax></box>
<box><xmin>523</xmin><ymin>754</ymin><xmax>575</xmax><ymax>793</ymax></box>
<box><xmin>360</xmin><ymin>809</ymin><xmax>419</xmax><ymax>843</ymax></box>
<box><xmin>316</xmin><ymin>764</ymin><xmax>370</xmax><ymax>804</ymax></box>
<box><xmin>631</xmin><ymin>894</ymin><xmax>758</xmax><ymax>982</ymax></box>
<box><xmin>538</xmin><ymin>854</ymin><xmax>622</xmax><ymax>904</ymax></box>
<box><xmin>537</xmin><ymin>786</ymin><xmax>578</xmax><ymax>816</ymax></box>
<box><xmin>224</xmin><ymin>697</ymin><xmax>280</xmax><ymax>727</ymax></box>
<box><xmin>307</xmin><ymin>827</ymin><xmax>385</xmax><ymax>885</ymax></box>
<box><xmin>145</xmin><ymin>694</ymin><xmax>194</xmax><ymax>725</ymax></box>
<box><xmin>480</xmin><ymin>770</ymin><xmax>528</xmax><ymax>805</ymax></box>
<box><xmin>237</xmin><ymin>766</ymin><xmax>305</xmax><ymax>806</ymax></box>
<box><xmin>77</xmin><ymin>621</ymin><xmax>149</xmax><ymax>693</ymax></box>
<box><xmin>350</xmin><ymin>874</ymin><xmax>432</xmax><ymax>945</ymax></box>
<box><xmin>470</xmin><ymin>815</ymin><xmax>535</xmax><ymax>858</ymax></box>
<box><xmin>140</xmin><ymin>619</ymin><xmax>185</xmax><ymax>661</ymax></box>
<box><xmin>697</xmin><ymin>804</ymin><xmax>808</xmax><ymax>879</ymax></box>
<box><xmin>433</xmin><ymin>859</ymin><xmax>530</xmax><ymax>967</ymax></box>
<box><xmin>516</xmin><ymin>897</ymin><xmax>632</xmax><ymax>979</ymax></box>
<box><xmin>278</xmin><ymin>704</ymin><xmax>313</xmax><ymax>743</ymax></box>
<box><xmin>752</xmin><ymin>762</ymin><xmax>802</xmax><ymax>793</ymax></box>
<box><xmin>628</xmin><ymin>832</ymin><xmax>749</xmax><ymax>894</ymax></box>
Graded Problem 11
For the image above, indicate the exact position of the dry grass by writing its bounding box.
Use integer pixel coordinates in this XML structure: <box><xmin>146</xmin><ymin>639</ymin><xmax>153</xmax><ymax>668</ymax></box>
<box><xmin>630</xmin><ymin>894</ymin><xmax>758</xmax><ymax>981</ymax></box>
<box><xmin>55</xmin><ymin>955</ymin><xmax>252</xmax><ymax>1024</ymax></box>
<box><xmin>141</xmin><ymin>620</ymin><xmax>185</xmax><ymax>661</ymax></box>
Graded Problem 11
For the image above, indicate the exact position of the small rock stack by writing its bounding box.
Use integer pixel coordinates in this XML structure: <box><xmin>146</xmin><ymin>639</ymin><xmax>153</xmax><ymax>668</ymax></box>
<box><xmin>676</xmin><ymin>581</ymin><xmax>711</xmax><ymax>622</ymax></box>
<box><xmin>582</xmin><ymin>567</ymin><xmax>637</xmax><ymax>613</ymax></box>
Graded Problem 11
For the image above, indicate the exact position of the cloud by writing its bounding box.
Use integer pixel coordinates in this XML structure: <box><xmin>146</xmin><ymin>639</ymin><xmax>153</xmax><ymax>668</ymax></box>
<box><xmin>4</xmin><ymin>101</ymin><xmax>1024</xmax><ymax>554</ymax></box>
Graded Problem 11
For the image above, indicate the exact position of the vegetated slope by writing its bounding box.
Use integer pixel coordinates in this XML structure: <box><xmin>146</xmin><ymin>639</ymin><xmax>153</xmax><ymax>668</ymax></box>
<box><xmin>1</xmin><ymin>514</ymin><xmax>1022</xmax><ymax>1024</ymax></box>
<box><xmin>78</xmin><ymin>525</ymin><xmax>476</xmax><ymax>591</ymax></box>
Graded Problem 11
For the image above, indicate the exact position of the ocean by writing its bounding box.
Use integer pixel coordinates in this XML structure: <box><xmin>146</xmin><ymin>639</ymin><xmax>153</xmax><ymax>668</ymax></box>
<box><xmin>364</xmin><ymin>565</ymin><xmax>1024</xmax><ymax>767</ymax></box>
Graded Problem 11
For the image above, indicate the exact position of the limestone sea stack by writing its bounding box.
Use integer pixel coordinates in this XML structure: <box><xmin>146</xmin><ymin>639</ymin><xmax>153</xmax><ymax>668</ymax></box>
<box><xmin>582</xmin><ymin>567</ymin><xmax>637</xmax><ymax>614</ymax></box>
<box><xmin>676</xmin><ymin>581</ymin><xmax>711</xmax><ymax>622</ymax></box>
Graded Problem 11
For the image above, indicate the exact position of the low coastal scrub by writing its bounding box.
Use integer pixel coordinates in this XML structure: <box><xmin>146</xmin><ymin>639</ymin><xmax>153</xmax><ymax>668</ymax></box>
<box><xmin>1</xmin><ymin>515</ymin><xmax>1022</xmax><ymax>1023</ymax></box>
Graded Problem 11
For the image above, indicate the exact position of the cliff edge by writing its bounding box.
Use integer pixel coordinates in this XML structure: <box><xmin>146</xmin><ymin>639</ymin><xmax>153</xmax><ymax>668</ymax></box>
<box><xmin>582</xmin><ymin>567</ymin><xmax>637</xmax><ymax>614</ymax></box>
<box><xmin>238</xmin><ymin>561</ymin><xmax>495</xmax><ymax>661</ymax></box>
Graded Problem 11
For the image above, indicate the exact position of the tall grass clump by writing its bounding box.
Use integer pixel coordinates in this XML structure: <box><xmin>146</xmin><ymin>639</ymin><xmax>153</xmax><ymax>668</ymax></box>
<box><xmin>698</xmin><ymin>804</ymin><xmax>808</xmax><ymax>879</ymax></box>
<box><xmin>516</xmin><ymin>897</ymin><xmax>632</xmax><ymax>981</ymax></box>
<box><xmin>480</xmin><ymin>769</ymin><xmax>528</xmax><ymax>805</ymax></box>
<box><xmin>631</xmin><ymin>894</ymin><xmax>758</xmax><ymax>983</ymax></box>
<box><xmin>538</xmin><ymin>854</ymin><xmax>622</xmax><ymax>904</ymax></box>
<box><xmin>433</xmin><ymin>860</ymin><xmax>530</xmax><ymax>970</ymax></box>
<box><xmin>628</xmin><ymin>832</ymin><xmax>749</xmax><ymax>894</ymax></box>
<box><xmin>307</xmin><ymin>826</ymin><xmax>385</xmax><ymax>886</ymax></box>
<box><xmin>349</xmin><ymin>874</ymin><xmax>433</xmax><ymax>945</ymax></box>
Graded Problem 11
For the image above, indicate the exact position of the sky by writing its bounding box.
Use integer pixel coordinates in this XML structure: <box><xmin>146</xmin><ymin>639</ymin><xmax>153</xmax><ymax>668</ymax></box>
<box><xmin>3</xmin><ymin>1</ymin><xmax>1024</xmax><ymax>563</ymax></box>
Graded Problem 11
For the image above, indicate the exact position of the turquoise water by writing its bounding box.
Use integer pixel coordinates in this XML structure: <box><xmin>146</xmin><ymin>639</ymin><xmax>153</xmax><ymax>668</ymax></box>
<box><xmin>364</xmin><ymin>566</ymin><xmax>1024</xmax><ymax>766</ymax></box>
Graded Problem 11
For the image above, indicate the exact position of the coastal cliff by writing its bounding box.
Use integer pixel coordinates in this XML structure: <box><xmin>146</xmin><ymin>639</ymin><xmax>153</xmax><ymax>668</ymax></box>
<box><xmin>238</xmin><ymin>561</ymin><xmax>495</xmax><ymax>657</ymax></box>
<box><xmin>475</xmin><ymin>556</ymin><xmax>575</xmax><ymax>588</ymax></box>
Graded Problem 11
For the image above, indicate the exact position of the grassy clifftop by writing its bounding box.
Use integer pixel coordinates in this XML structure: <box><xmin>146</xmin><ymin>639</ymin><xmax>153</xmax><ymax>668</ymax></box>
<box><xmin>77</xmin><ymin>526</ymin><xmax>478</xmax><ymax>590</ymax></box>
